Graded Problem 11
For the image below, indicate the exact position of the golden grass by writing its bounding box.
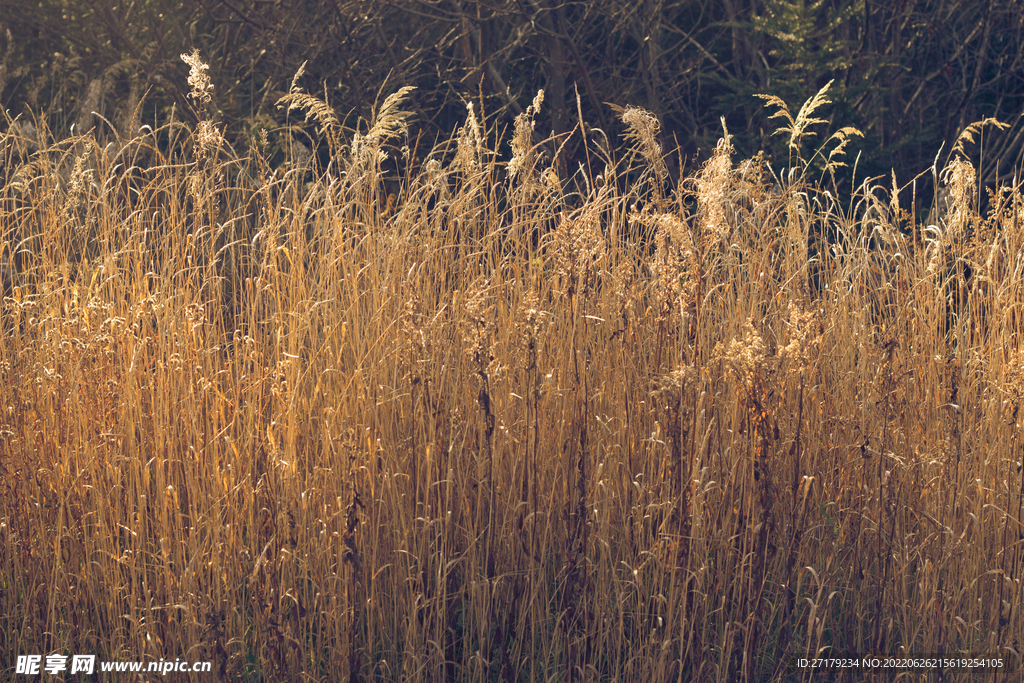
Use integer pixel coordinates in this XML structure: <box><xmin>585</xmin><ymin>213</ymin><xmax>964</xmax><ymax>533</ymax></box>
<box><xmin>1</xmin><ymin>62</ymin><xmax>1022</xmax><ymax>681</ymax></box>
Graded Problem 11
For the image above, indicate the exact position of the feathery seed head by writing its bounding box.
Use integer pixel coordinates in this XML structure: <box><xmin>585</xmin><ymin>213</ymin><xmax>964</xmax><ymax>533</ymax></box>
<box><xmin>620</xmin><ymin>105</ymin><xmax>668</xmax><ymax>181</ymax></box>
<box><xmin>714</xmin><ymin>320</ymin><xmax>778</xmax><ymax>391</ymax></box>
<box><xmin>508</xmin><ymin>89</ymin><xmax>544</xmax><ymax>185</ymax></box>
<box><xmin>181</xmin><ymin>49</ymin><xmax>213</xmax><ymax>106</ymax></box>
<box><xmin>779</xmin><ymin>302</ymin><xmax>822</xmax><ymax>373</ymax></box>
<box><xmin>693</xmin><ymin>137</ymin><xmax>734</xmax><ymax>242</ymax></box>
<box><xmin>455</xmin><ymin>101</ymin><xmax>484</xmax><ymax>172</ymax></box>
<box><xmin>195</xmin><ymin>119</ymin><xmax>224</xmax><ymax>159</ymax></box>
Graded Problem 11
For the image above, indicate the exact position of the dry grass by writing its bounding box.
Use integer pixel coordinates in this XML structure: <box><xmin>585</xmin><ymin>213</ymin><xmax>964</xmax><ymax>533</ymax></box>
<box><xmin>1</xmin><ymin>61</ymin><xmax>1023</xmax><ymax>682</ymax></box>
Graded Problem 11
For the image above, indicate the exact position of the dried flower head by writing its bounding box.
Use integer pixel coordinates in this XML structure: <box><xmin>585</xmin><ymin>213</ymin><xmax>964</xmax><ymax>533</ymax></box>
<box><xmin>714</xmin><ymin>319</ymin><xmax>778</xmax><ymax>391</ymax></box>
<box><xmin>508</xmin><ymin>89</ymin><xmax>544</xmax><ymax>185</ymax></box>
<box><xmin>942</xmin><ymin>157</ymin><xmax>975</xmax><ymax>235</ymax></box>
<box><xmin>550</xmin><ymin>211</ymin><xmax>607</xmax><ymax>300</ymax></box>
<box><xmin>181</xmin><ymin>49</ymin><xmax>213</xmax><ymax>106</ymax></box>
<box><xmin>779</xmin><ymin>301</ymin><xmax>822</xmax><ymax>372</ymax></box>
<box><xmin>463</xmin><ymin>279</ymin><xmax>501</xmax><ymax>379</ymax></box>
<box><xmin>455</xmin><ymin>102</ymin><xmax>484</xmax><ymax>172</ymax></box>
<box><xmin>195</xmin><ymin>119</ymin><xmax>224</xmax><ymax>159</ymax></box>
<box><xmin>650</xmin><ymin>366</ymin><xmax>699</xmax><ymax>402</ymax></box>
<box><xmin>620</xmin><ymin>105</ymin><xmax>668</xmax><ymax>181</ymax></box>
<box><xmin>693</xmin><ymin>136</ymin><xmax>734</xmax><ymax>242</ymax></box>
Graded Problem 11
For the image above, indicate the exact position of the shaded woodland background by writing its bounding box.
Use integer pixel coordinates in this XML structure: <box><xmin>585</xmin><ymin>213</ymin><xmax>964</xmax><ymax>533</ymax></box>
<box><xmin>2</xmin><ymin>0</ymin><xmax>1024</xmax><ymax>205</ymax></box>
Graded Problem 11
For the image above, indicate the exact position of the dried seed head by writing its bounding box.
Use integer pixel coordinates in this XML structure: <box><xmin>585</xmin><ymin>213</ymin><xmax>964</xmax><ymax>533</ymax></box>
<box><xmin>455</xmin><ymin>102</ymin><xmax>483</xmax><ymax>172</ymax></box>
<box><xmin>508</xmin><ymin>89</ymin><xmax>544</xmax><ymax>186</ymax></box>
<box><xmin>181</xmin><ymin>49</ymin><xmax>213</xmax><ymax>106</ymax></box>
<box><xmin>693</xmin><ymin>136</ymin><xmax>734</xmax><ymax>242</ymax></box>
<box><xmin>779</xmin><ymin>302</ymin><xmax>822</xmax><ymax>373</ymax></box>
<box><xmin>620</xmin><ymin>105</ymin><xmax>668</xmax><ymax>182</ymax></box>
<box><xmin>714</xmin><ymin>319</ymin><xmax>778</xmax><ymax>391</ymax></box>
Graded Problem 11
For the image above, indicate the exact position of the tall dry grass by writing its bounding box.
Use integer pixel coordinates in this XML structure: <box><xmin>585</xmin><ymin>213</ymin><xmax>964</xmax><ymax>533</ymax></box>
<box><xmin>1</xmin><ymin>57</ymin><xmax>1022</xmax><ymax>682</ymax></box>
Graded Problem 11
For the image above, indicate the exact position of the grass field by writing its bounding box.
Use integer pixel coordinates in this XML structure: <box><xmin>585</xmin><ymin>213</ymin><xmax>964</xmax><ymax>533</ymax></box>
<box><xmin>1</xmin><ymin>57</ymin><xmax>1022</xmax><ymax>682</ymax></box>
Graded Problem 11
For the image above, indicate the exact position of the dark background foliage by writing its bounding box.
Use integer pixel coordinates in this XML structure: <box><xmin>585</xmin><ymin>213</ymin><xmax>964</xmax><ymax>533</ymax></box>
<box><xmin>2</xmin><ymin>0</ymin><xmax>1023</xmax><ymax>197</ymax></box>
